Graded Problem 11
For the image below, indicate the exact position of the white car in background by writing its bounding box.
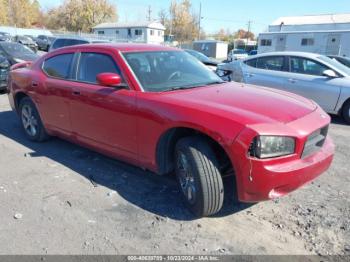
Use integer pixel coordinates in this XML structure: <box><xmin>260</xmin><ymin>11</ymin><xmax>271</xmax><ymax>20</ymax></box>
<box><xmin>227</xmin><ymin>49</ymin><xmax>248</xmax><ymax>61</ymax></box>
<box><xmin>217</xmin><ymin>51</ymin><xmax>350</xmax><ymax>124</ymax></box>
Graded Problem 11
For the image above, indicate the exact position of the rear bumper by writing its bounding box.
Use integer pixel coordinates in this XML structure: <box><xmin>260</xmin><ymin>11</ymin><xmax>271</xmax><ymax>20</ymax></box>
<box><xmin>240</xmin><ymin>137</ymin><xmax>334</xmax><ymax>202</ymax></box>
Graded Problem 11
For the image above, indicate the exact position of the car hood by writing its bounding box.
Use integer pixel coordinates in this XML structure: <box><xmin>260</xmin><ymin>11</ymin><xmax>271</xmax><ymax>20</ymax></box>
<box><xmin>162</xmin><ymin>82</ymin><xmax>317</xmax><ymax>125</ymax></box>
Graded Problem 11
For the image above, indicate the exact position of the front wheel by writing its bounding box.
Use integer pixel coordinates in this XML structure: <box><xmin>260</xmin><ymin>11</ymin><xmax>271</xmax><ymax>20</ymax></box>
<box><xmin>19</xmin><ymin>97</ymin><xmax>49</xmax><ymax>142</ymax></box>
<box><xmin>342</xmin><ymin>100</ymin><xmax>350</xmax><ymax>124</ymax></box>
<box><xmin>175</xmin><ymin>137</ymin><xmax>224</xmax><ymax>217</ymax></box>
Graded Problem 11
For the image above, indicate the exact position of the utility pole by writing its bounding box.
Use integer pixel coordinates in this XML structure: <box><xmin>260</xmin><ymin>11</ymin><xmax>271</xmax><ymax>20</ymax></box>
<box><xmin>198</xmin><ymin>2</ymin><xmax>202</xmax><ymax>40</ymax></box>
<box><xmin>147</xmin><ymin>5</ymin><xmax>152</xmax><ymax>21</ymax></box>
<box><xmin>246</xmin><ymin>20</ymin><xmax>252</xmax><ymax>50</ymax></box>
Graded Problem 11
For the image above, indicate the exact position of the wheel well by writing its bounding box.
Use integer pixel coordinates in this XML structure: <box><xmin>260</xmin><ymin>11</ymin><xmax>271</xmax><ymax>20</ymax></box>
<box><xmin>14</xmin><ymin>92</ymin><xmax>28</xmax><ymax>113</ymax></box>
<box><xmin>156</xmin><ymin>127</ymin><xmax>233</xmax><ymax>176</ymax></box>
<box><xmin>340</xmin><ymin>97</ymin><xmax>350</xmax><ymax>114</ymax></box>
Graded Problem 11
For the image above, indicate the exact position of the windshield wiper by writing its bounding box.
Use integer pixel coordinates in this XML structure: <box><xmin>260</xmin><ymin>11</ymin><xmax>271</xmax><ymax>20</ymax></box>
<box><xmin>166</xmin><ymin>86</ymin><xmax>199</xmax><ymax>91</ymax></box>
<box><xmin>205</xmin><ymin>81</ymin><xmax>226</xmax><ymax>85</ymax></box>
<box><xmin>165</xmin><ymin>81</ymin><xmax>226</xmax><ymax>92</ymax></box>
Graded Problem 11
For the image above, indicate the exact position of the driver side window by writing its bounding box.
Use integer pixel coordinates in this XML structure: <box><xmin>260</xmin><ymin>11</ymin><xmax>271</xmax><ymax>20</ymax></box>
<box><xmin>290</xmin><ymin>57</ymin><xmax>329</xmax><ymax>76</ymax></box>
<box><xmin>77</xmin><ymin>52</ymin><xmax>122</xmax><ymax>84</ymax></box>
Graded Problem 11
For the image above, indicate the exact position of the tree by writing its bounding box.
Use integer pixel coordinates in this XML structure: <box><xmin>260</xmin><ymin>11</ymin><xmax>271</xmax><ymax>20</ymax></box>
<box><xmin>0</xmin><ymin>0</ymin><xmax>9</xmax><ymax>25</ymax></box>
<box><xmin>160</xmin><ymin>0</ymin><xmax>200</xmax><ymax>43</ymax></box>
<box><xmin>233</xmin><ymin>29</ymin><xmax>255</xmax><ymax>40</ymax></box>
<box><xmin>1</xmin><ymin>0</ymin><xmax>41</xmax><ymax>27</ymax></box>
<box><xmin>45</xmin><ymin>0</ymin><xmax>118</xmax><ymax>32</ymax></box>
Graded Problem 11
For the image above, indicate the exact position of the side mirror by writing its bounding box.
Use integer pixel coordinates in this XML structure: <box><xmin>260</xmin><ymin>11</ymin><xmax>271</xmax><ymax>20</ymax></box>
<box><xmin>97</xmin><ymin>73</ymin><xmax>125</xmax><ymax>87</ymax></box>
<box><xmin>323</xmin><ymin>69</ymin><xmax>338</xmax><ymax>78</ymax></box>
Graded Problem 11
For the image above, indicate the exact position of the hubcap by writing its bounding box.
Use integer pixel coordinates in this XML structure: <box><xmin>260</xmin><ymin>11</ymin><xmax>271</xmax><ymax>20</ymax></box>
<box><xmin>177</xmin><ymin>152</ymin><xmax>196</xmax><ymax>204</ymax></box>
<box><xmin>21</xmin><ymin>105</ymin><xmax>38</xmax><ymax>137</ymax></box>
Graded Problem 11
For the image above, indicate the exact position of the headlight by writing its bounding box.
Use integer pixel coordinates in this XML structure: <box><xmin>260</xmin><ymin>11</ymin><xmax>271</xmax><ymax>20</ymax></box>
<box><xmin>250</xmin><ymin>136</ymin><xmax>295</xmax><ymax>159</ymax></box>
<box><xmin>0</xmin><ymin>60</ymin><xmax>9</xmax><ymax>69</ymax></box>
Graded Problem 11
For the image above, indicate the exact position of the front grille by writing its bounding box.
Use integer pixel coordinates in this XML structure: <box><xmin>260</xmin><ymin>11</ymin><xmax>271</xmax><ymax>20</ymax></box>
<box><xmin>302</xmin><ymin>125</ymin><xmax>329</xmax><ymax>158</ymax></box>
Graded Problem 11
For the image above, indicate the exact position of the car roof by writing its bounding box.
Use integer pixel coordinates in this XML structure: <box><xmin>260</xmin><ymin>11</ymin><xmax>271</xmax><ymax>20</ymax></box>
<box><xmin>247</xmin><ymin>51</ymin><xmax>322</xmax><ymax>60</ymax></box>
<box><xmin>52</xmin><ymin>43</ymin><xmax>179</xmax><ymax>53</ymax></box>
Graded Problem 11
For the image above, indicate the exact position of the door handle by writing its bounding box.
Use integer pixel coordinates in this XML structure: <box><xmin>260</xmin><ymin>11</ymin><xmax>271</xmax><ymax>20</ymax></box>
<box><xmin>246</xmin><ymin>73</ymin><xmax>254</xmax><ymax>78</ymax></box>
<box><xmin>288</xmin><ymin>78</ymin><xmax>297</xmax><ymax>83</ymax></box>
<box><xmin>31</xmin><ymin>81</ymin><xmax>38</xmax><ymax>87</ymax></box>
<box><xmin>72</xmin><ymin>91</ymin><xmax>81</xmax><ymax>96</ymax></box>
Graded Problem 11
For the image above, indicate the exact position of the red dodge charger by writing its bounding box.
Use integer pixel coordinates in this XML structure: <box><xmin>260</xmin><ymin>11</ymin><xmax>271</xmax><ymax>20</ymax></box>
<box><xmin>7</xmin><ymin>44</ymin><xmax>334</xmax><ymax>217</ymax></box>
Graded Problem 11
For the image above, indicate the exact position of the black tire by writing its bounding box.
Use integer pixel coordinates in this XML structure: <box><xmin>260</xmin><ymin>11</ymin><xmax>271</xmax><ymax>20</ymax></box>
<box><xmin>175</xmin><ymin>136</ymin><xmax>224</xmax><ymax>217</ymax></box>
<box><xmin>19</xmin><ymin>97</ymin><xmax>49</xmax><ymax>142</ymax></box>
<box><xmin>342</xmin><ymin>100</ymin><xmax>350</xmax><ymax>124</ymax></box>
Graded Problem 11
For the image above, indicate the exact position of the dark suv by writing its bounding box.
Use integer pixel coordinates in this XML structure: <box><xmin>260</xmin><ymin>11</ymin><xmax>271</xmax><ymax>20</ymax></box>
<box><xmin>49</xmin><ymin>37</ymin><xmax>108</xmax><ymax>52</ymax></box>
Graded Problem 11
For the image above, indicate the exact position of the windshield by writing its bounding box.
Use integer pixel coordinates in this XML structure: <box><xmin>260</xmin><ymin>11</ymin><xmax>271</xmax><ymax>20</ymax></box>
<box><xmin>186</xmin><ymin>50</ymin><xmax>211</xmax><ymax>63</ymax></box>
<box><xmin>318</xmin><ymin>55</ymin><xmax>350</xmax><ymax>76</ymax></box>
<box><xmin>0</xmin><ymin>42</ymin><xmax>35</xmax><ymax>56</ymax></box>
<box><xmin>18</xmin><ymin>36</ymin><xmax>32</xmax><ymax>42</ymax></box>
<box><xmin>123</xmin><ymin>51</ymin><xmax>223</xmax><ymax>92</ymax></box>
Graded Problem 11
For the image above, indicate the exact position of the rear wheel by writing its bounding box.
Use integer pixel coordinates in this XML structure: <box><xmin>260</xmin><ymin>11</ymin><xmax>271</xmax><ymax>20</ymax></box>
<box><xmin>19</xmin><ymin>97</ymin><xmax>49</xmax><ymax>142</ymax></box>
<box><xmin>175</xmin><ymin>137</ymin><xmax>224</xmax><ymax>217</ymax></box>
<box><xmin>342</xmin><ymin>100</ymin><xmax>350</xmax><ymax>124</ymax></box>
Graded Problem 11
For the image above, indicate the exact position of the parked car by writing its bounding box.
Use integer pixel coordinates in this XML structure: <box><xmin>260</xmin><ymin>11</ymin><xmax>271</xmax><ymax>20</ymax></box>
<box><xmin>36</xmin><ymin>35</ymin><xmax>56</xmax><ymax>51</ymax></box>
<box><xmin>0</xmin><ymin>42</ymin><xmax>39</xmax><ymax>66</ymax></box>
<box><xmin>0</xmin><ymin>32</ymin><xmax>11</xmax><ymax>42</ymax></box>
<box><xmin>228</xmin><ymin>49</ymin><xmax>248</xmax><ymax>61</ymax></box>
<box><xmin>0</xmin><ymin>54</ymin><xmax>10</xmax><ymax>91</ymax></box>
<box><xmin>13</xmin><ymin>35</ymin><xmax>38</xmax><ymax>52</ymax></box>
<box><xmin>328</xmin><ymin>55</ymin><xmax>350</xmax><ymax>68</ymax></box>
<box><xmin>185</xmin><ymin>49</ymin><xmax>219</xmax><ymax>71</ymax></box>
<box><xmin>49</xmin><ymin>37</ymin><xmax>108</xmax><ymax>51</ymax></box>
<box><xmin>8</xmin><ymin>44</ymin><xmax>334</xmax><ymax>217</ymax></box>
<box><xmin>217</xmin><ymin>51</ymin><xmax>350</xmax><ymax>124</ymax></box>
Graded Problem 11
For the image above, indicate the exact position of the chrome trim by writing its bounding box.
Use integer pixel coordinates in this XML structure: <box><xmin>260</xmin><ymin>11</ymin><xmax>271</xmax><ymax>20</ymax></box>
<box><xmin>119</xmin><ymin>51</ymin><xmax>145</xmax><ymax>92</ymax></box>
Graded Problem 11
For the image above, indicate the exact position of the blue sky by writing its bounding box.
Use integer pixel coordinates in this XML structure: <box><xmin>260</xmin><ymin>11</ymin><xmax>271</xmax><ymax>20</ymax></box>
<box><xmin>38</xmin><ymin>0</ymin><xmax>350</xmax><ymax>34</ymax></box>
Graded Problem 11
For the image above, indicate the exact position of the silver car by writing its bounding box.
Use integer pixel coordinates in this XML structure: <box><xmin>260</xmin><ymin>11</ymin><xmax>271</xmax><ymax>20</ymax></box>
<box><xmin>217</xmin><ymin>51</ymin><xmax>350</xmax><ymax>124</ymax></box>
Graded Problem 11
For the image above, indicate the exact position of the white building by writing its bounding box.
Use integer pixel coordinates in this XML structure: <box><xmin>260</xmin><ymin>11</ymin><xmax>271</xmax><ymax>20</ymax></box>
<box><xmin>258</xmin><ymin>14</ymin><xmax>350</xmax><ymax>57</ymax></box>
<box><xmin>193</xmin><ymin>40</ymin><xmax>228</xmax><ymax>59</ymax></box>
<box><xmin>92</xmin><ymin>21</ymin><xmax>165</xmax><ymax>44</ymax></box>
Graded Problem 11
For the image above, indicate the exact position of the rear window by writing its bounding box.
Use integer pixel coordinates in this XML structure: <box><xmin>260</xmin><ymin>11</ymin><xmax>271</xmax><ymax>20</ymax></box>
<box><xmin>43</xmin><ymin>53</ymin><xmax>74</xmax><ymax>79</ymax></box>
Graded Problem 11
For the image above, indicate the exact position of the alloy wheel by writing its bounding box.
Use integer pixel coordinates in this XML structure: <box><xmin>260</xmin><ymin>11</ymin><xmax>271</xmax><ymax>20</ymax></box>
<box><xmin>177</xmin><ymin>152</ymin><xmax>197</xmax><ymax>205</ymax></box>
<box><xmin>21</xmin><ymin>104</ymin><xmax>38</xmax><ymax>137</ymax></box>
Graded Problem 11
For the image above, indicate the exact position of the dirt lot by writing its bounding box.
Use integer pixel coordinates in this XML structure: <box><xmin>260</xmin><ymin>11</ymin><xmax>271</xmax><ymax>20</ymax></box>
<box><xmin>0</xmin><ymin>93</ymin><xmax>349</xmax><ymax>255</ymax></box>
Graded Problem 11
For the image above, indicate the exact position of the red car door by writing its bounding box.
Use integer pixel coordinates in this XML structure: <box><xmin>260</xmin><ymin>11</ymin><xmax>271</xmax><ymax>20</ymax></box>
<box><xmin>69</xmin><ymin>51</ymin><xmax>138</xmax><ymax>162</ymax></box>
<box><xmin>39</xmin><ymin>52</ymin><xmax>76</xmax><ymax>136</ymax></box>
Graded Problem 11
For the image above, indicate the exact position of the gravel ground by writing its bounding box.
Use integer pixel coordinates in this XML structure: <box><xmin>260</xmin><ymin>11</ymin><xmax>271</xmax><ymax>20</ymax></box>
<box><xmin>0</xmin><ymin>93</ymin><xmax>349</xmax><ymax>255</ymax></box>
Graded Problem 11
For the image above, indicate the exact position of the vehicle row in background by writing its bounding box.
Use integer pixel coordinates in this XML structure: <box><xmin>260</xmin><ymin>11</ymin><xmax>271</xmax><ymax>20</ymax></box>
<box><xmin>0</xmin><ymin>42</ymin><xmax>39</xmax><ymax>91</ymax></box>
<box><xmin>13</xmin><ymin>35</ymin><xmax>38</xmax><ymax>53</ymax></box>
<box><xmin>0</xmin><ymin>55</ymin><xmax>10</xmax><ymax>91</ymax></box>
<box><xmin>49</xmin><ymin>37</ymin><xmax>109</xmax><ymax>52</ymax></box>
<box><xmin>36</xmin><ymin>35</ymin><xmax>56</xmax><ymax>51</ymax></box>
<box><xmin>217</xmin><ymin>51</ymin><xmax>350</xmax><ymax>124</ymax></box>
